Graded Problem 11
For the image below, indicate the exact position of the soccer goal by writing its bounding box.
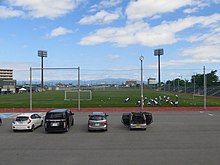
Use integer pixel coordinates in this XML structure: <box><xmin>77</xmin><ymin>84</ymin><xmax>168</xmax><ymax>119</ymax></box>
<box><xmin>64</xmin><ymin>90</ymin><xmax>92</xmax><ymax>101</ymax></box>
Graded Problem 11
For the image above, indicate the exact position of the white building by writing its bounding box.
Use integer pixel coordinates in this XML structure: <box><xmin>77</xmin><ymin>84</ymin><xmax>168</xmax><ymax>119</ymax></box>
<box><xmin>0</xmin><ymin>69</ymin><xmax>16</xmax><ymax>94</ymax></box>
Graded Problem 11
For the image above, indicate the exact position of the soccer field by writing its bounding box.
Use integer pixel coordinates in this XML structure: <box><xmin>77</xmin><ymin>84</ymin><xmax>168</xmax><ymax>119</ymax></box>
<box><xmin>0</xmin><ymin>88</ymin><xmax>220</xmax><ymax>108</ymax></box>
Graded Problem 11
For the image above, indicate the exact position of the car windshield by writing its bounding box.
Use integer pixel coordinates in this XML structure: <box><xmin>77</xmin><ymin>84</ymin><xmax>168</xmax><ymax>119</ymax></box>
<box><xmin>131</xmin><ymin>115</ymin><xmax>145</xmax><ymax>124</ymax></box>
<box><xmin>89</xmin><ymin>116</ymin><xmax>105</xmax><ymax>120</ymax></box>
<box><xmin>16</xmin><ymin>116</ymin><xmax>28</xmax><ymax>121</ymax></box>
<box><xmin>46</xmin><ymin>113</ymin><xmax>65</xmax><ymax>119</ymax></box>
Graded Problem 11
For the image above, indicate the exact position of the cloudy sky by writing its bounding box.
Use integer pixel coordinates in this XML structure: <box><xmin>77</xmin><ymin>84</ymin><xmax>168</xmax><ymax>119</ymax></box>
<box><xmin>0</xmin><ymin>0</ymin><xmax>220</xmax><ymax>82</ymax></box>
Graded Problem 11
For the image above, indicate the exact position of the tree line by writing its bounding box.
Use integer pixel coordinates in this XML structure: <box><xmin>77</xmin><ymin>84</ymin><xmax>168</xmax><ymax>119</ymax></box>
<box><xmin>165</xmin><ymin>70</ymin><xmax>219</xmax><ymax>88</ymax></box>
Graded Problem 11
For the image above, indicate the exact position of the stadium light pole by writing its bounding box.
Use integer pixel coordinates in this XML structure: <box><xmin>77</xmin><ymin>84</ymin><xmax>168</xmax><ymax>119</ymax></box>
<box><xmin>139</xmin><ymin>55</ymin><xmax>144</xmax><ymax>111</ymax></box>
<box><xmin>38</xmin><ymin>50</ymin><xmax>47</xmax><ymax>90</ymax></box>
<box><xmin>154</xmin><ymin>49</ymin><xmax>164</xmax><ymax>90</ymax></box>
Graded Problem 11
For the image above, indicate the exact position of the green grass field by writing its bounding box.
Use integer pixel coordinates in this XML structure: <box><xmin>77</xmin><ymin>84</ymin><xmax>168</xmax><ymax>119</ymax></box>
<box><xmin>0</xmin><ymin>88</ymin><xmax>220</xmax><ymax>108</ymax></box>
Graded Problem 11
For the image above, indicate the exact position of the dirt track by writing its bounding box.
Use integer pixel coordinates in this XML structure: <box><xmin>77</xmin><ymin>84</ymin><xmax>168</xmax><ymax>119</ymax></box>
<box><xmin>1</xmin><ymin>107</ymin><xmax>220</xmax><ymax>113</ymax></box>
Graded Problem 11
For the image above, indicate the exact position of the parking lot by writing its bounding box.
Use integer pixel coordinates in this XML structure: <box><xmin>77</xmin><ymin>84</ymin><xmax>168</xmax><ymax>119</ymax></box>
<box><xmin>0</xmin><ymin>111</ymin><xmax>220</xmax><ymax>165</ymax></box>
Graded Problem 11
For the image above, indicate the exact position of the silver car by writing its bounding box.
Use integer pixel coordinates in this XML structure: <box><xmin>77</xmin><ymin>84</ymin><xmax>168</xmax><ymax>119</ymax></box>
<box><xmin>122</xmin><ymin>112</ymin><xmax>153</xmax><ymax>130</ymax></box>
<box><xmin>88</xmin><ymin>112</ymin><xmax>108</xmax><ymax>131</ymax></box>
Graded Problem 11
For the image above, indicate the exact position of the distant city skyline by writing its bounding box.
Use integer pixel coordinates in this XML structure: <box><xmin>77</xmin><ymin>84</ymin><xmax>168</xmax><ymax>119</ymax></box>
<box><xmin>0</xmin><ymin>0</ymin><xmax>219</xmax><ymax>82</ymax></box>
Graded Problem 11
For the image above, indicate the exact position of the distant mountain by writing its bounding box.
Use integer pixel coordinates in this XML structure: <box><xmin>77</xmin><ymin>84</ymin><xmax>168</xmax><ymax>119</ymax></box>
<box><xmin>17</xmin><ymin>78</ymin><xmax>136</xmax><ymax>86</ymax></box>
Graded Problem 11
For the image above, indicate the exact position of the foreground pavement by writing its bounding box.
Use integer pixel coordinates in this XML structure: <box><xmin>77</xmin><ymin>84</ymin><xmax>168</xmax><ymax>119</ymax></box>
<box><xmin>0</xmin><ymin>111</ymin><xmax>220</xmax><ymax>165</ymax></box>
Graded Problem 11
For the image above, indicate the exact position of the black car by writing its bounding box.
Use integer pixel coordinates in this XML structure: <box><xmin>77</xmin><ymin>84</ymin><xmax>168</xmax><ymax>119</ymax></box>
<box><xmin>122</xmin><ymin>112</ymin><xmax>153</xmax><ymax>130</ymax></box>
<box><xmin>0</xmin><ymin>117</ymin><xmax>2</xmax><ymax>126</ymax></box>
<box><xmin>44</xmin><ymin>109</ymin><xmax>74</xmax><ymax>133</ymax></box>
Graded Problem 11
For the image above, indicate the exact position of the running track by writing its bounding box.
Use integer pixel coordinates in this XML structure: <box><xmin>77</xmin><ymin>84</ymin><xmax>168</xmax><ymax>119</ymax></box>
<box><xmin>0</xmin><ymin>107</ymin><xmax>220</xmax><ymax>113</ymax></box>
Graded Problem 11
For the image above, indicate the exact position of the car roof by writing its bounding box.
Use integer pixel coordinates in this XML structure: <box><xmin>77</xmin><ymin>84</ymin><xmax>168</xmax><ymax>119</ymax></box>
<box><xmin>90</xmin><ymin>112</ymin><xmax>106</xmax><ymax>116</ymax></box>
<box><xmin>131</xmin><ymin>112</ymin><xmax>144</xmax><ymax>116</ymax></box>
<box><xmin>16</xmin><ymin>113</ymin><xmax>36</xmax><ymax>117</ymax></box>
<box><xmin>49</xmin><ymin>109</ymin><xmax>68</xmax><ymax>113</ymax></box>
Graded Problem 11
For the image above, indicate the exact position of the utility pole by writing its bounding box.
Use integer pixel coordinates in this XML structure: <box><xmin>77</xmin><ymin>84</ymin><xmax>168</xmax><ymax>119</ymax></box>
<box><xmin>139</xmin><ymin>56</ymin><xmax>144</xmax><ymax>111</ymax></box>
<box><xmin>203</xmin><ymin>66</ymin><xmax>206</xmax><ymax>111</ymax></box>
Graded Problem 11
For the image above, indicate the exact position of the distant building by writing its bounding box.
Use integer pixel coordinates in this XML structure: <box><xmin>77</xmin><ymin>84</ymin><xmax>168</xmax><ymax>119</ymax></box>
<box><xmin>0</xmin><ymin>69</ymin><xmax>16</xmax><ymax>94</ymax></box>
<box><xmin>125</xmin><ymin>80</ymin><xmax>137</xmax><ymax>87</ymax></box>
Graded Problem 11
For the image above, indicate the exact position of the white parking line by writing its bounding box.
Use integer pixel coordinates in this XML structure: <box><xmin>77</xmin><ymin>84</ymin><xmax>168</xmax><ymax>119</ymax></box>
<box><xmin>208</xmin><ymin>113</ymin><xmax>214</xmax><ymax>116</ymax></box>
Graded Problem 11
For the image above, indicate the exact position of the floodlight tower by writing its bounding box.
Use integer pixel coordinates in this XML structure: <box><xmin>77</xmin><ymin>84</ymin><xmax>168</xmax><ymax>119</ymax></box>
<box><xmin>154</xmin><ymin>49</ymin><xmax>164</xmax><ymax>90</ymax></box>
<box><xmin>38</xmin><ymin>50</ymin><xmax>47</xmax><ymax>90</ymax></box>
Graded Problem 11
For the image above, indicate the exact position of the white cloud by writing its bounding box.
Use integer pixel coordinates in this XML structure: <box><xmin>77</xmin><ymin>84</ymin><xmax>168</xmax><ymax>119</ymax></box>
<box><xmin>79</xmin><ymin>9</ymin><xmax>121</xmax><ymax>25</ymax></box>
<box><xmin>90</xmin><ymin>0</ymin><xmax>122</xmax><ymax>12</ymax></box>
<box><xmin>48</xmin><ymin>27</ymin><xmax>73</xmax><ymax>38</ymax></box>
<box><xmin>181</xmin><ymin>45</ymin><xmax>220</xmax><ymax>59</ymax></box>
<box><xmin>187</xmin><ymin>27</ymin><xmax>220</xmax><ymax>45</ymax></box>
<box><xmin>7</xmin><ymin>0</ymin><xmax>84</xmax><ymax>19</ymax></box>
<box><xmin>212</xmin><ymin>0</ymin><xmax>220</xmax><ymax>3</ymax></box>
<box><xmin>184</xmin><ymin>0</ymin><xmax>209</xmax><ymax>14</ymax></box>
<box><xmin>0</xmin><ymin>6</ymin><xmax>24</xmax><ymax>18</ymax></box>
<box><xmin>126</xmin><ymin>0</ymin><xmax>191</xmax><ymax>20</ymax></box>
<box><xmin>80</xmin><ymin>14</ymin><xmax>220</xmax><ymax>46</ymax></box>
<box><xmin>148</xmin><ymin>58</ymin><xmax>220</xmax><ymax>69</ymax></box>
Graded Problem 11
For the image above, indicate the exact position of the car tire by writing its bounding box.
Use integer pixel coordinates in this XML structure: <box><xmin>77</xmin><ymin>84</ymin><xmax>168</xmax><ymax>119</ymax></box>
<box><xmin>71</xmin><ymin>120</ymin><xmax>74</xmax><ymax>126</ymax></box>
<box><xmin>40</xmin><ymin>120</ymin><xmax>43</xmax><ymax>127</ymax></box>
<box><xmin>65</xmin><ymin>125</ymin><xmax>69</xmax><ymax>132</ymax></box>
<box><xmin>31</xmin><ymin>125</ymin><xmax>35</xmax><ymax>132</ymax></box>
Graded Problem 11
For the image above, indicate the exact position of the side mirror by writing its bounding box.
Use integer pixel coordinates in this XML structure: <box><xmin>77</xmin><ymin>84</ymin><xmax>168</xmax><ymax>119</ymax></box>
<box><xmin>71</xmin><ymin>112</ymin><xmax>74</xmax><ymax>115</ymax></box>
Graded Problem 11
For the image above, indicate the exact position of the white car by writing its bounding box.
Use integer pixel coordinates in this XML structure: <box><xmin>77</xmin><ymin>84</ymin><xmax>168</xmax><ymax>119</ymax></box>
<box><xmin>12</xmin><ymin>113</ymin><xmax>43</xmax><ymax>132</ymax></box>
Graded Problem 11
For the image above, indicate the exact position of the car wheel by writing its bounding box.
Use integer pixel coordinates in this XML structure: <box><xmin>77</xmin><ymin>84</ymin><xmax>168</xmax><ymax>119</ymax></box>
<box><xmin>40</xmin><ymin>120</ymin><xmax>43</xmax><ymax>127</ymax></box>
<box><xmin>71</xmin><ymin>120</ymin><xmax>74</xmax><ymax>126</ymax></box>
<box><xmin>66</xmin><ymin>125</ymin><xmax>69</xmax><ymax>132</ymax></box>
<box><xmin>31</xmin><ymin>125</ymin><xmax>35</xmax><ymax>132</ymax></box>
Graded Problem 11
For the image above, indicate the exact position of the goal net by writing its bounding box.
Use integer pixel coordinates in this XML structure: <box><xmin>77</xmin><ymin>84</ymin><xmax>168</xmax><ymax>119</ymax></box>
<box><xmin>65</xmin><ymin>90</ymin><xmax>92</xmax><ymax>101</ymax></box>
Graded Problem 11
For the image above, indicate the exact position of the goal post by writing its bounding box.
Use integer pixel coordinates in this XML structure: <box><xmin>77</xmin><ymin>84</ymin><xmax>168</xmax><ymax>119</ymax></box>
<box><xmin>29</xmin><ymin>67</ymin><xmax>81</xmax><ymax>111</ymax></box>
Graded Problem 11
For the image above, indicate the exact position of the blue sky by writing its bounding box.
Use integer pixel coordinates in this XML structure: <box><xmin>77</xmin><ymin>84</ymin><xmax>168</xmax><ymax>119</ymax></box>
<box><xmin>0</xmin><ymin>0</ymin><xmax>220</xmax><ymax>82</ymax></box>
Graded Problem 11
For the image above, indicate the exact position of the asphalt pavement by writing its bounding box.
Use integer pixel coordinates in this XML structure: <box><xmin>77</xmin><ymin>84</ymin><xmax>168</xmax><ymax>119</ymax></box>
<box><xmin>0</xmin><ymin>111</ymin><xmax>220</xmax><ymax>165</ymax></box>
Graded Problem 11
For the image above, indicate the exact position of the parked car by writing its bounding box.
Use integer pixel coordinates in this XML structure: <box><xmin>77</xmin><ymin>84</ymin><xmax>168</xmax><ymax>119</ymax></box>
<box><xmin>88</xmin><ymin>112</ymin><xmax>108</xmax><ymax>131</ymax></box>
<box><xmin>44</xmin><ymin>109</ymin><xmax>74</xmax><ymax>133</ymax></box>
<box><xmin>121</xmin><ymin>112</ymin><xmax>153</xmax><ymax>130</ymax></box>
<box><xmin>0</xmin><ymin>117</ymin><xmax>2</xmax><ymax>126</ymax></box>
<box><xmin>12</xmin><ymin>113</ymin><xmax>43</xmax><ymax>131</ymax></box>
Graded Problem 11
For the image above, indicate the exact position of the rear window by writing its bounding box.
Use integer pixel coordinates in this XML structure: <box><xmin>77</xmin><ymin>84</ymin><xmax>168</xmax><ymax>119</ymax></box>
<box><xmin>89</xmin><ymin>116</ymin><xmax>105</xmax><ymax>120</ymax></box>
<box><xmin>16</xmin><ymin>116</ymin><xmax>28</xmax><ymax>121</ymax></box>
<box><xmin>46</xmin><ymin>113</ymin><xmax>65</xmax><ymax>119</ymax></box>
<box><xmin>131</xmin><ymin>115</ymin><xmax>145</xmax><ymax>123</ymax></box>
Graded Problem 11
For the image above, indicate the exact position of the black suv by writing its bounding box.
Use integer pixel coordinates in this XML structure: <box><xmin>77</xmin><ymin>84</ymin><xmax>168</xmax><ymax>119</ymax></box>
<box><xmin>122</xmin><ymin>112</ymin><xmax>153</xmax><ymax>130</ymax></box>
<box><xmin>44</xmin><ymin>109</ymin><xmax>74</xmax><ymax>133</ymax></box>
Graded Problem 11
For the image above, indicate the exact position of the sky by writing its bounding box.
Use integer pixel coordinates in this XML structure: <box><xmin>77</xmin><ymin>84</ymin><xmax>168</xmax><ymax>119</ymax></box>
<box><xmin>0</xmin><ymin>0</ymin><xmax>220</xmax><ymax>83</ymax></box>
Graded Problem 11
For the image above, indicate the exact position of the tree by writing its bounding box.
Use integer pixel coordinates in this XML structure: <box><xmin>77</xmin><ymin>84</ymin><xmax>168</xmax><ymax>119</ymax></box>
<box><xmin>191</xmin><ymin>70</ymin><xmax>219</xmax><ymax>87</ymax></box>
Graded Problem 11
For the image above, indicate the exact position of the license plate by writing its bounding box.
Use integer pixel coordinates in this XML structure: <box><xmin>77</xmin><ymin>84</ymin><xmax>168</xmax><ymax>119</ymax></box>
<box><xmin>51</xmin><ymin>122</ymin><xmax>59</xmax><ymax>126</ymax></box>
<box><xmin>136</xmin><ymin>125</ymin><xmax>141</xmax><ymax>128</ymax></box>
<box><xmin>95</xmin><ymin>123</ymin><xmax>100</xmax><ymax>126</ymax></box>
